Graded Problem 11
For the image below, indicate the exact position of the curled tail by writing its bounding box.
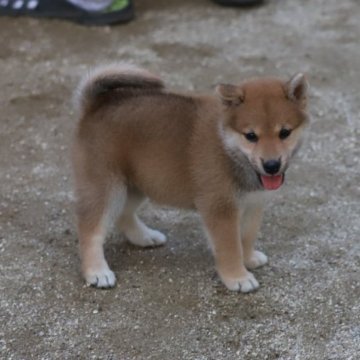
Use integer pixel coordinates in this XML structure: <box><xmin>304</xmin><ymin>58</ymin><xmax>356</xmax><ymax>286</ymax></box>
<box><xmin>75</xmin><ymin>64</ymin><xmax>165</xmax><ymax>114</ymax></box>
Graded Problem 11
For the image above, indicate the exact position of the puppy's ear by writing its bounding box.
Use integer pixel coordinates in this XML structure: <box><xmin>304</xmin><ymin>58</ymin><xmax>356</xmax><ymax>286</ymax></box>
<box><xmin>215</xmin><ymin>83</ymin><xmax>244</xmax><ymax>106</ymax></box>
<box><xmin>286</xmin><ymin>73</ymin><xmax>308</xmax><ymax>106</ymax></box>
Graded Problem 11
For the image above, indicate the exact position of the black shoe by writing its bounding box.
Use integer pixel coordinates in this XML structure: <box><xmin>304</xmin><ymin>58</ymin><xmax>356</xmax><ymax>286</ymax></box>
<box><xmin>213</xmin><ymin>0</ymin><xmax>264</xmax><ymax>7</ymax></box>
<box><xmin>0</xmin><ymin>0</ymin><xmax>135</xmax><ymax>25</ymax></box>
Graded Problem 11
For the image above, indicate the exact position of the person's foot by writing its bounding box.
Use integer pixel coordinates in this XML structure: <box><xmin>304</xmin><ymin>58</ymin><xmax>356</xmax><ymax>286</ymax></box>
<box><xmin>213</xmin><ymin>0</ymin><xmax>264</xmax><ymax>6</ymax></box>
<box><xmin>0</xmin><ymin>0</ymin><xmax>134</xmax><ymax>25</ymax></box>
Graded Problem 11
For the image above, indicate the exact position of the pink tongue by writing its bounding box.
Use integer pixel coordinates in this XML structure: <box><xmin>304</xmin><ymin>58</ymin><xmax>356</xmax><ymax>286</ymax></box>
<box><xmin>260</xmin><ymin>174</ymin><xmax>283</xmax><ymax>190</ymax></box>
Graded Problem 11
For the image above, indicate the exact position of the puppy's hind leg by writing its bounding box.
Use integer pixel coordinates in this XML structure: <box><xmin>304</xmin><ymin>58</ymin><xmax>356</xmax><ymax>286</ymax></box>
<box><xmin>77</xmin><ymin>185</ymin><xmax>126</xmax><ymax>288</ymax></box>
<box><xmin>117</xmin><ymin>192</ymin><xmax>167</xmax><ymax>247</ymax></box>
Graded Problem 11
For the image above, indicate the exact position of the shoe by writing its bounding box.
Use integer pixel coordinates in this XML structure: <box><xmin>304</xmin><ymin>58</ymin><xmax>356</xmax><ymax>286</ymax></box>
<box><xmin>213</xmin><ymin>0</ymin><xmax>264</xmax><ymax>7</ymax></box>
<box><xmin>0</xmin><ymin>0</ymin><xmax>134</xmax><ymax>25</ymax></box>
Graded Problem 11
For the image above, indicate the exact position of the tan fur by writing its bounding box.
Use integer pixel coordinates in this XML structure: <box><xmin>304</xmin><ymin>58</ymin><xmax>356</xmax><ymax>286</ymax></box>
<box><xmin>72</xmin><ymin>64</ymin><xmax>309</xmax><ymax>292</ymax></box>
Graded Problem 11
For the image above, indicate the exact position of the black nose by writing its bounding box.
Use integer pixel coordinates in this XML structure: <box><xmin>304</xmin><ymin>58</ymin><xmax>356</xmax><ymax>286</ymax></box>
<box><xmin>263</xmin><ymin>159</ymin><xmax>281</xmax><ymax>175</ymax></box>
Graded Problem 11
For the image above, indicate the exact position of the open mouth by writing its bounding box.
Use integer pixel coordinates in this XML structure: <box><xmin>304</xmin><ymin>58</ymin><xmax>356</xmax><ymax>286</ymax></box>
<box><xmin>258</xmin><ymin>173</ymin><xmax>285</xmax><ymax>191</ymax></box>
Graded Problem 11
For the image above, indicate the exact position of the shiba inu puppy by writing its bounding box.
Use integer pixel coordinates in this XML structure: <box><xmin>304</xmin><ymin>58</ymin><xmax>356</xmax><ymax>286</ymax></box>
<box><xmin>72</xmin><ymin>64</ymin><xmax>309</xmax><ymax>292</ymax></box>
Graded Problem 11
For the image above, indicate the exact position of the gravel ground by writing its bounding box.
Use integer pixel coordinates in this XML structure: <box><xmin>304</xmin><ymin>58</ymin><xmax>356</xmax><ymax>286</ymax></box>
<box><xmin>0</xmin><ymin>0</ymin><xmax>359</xmax><ymax>359</ymax></box>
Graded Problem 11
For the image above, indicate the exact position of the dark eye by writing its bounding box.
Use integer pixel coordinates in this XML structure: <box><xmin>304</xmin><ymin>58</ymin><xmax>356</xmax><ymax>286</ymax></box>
<box><xmin>244</xmin><ymin>132</ymin><xmax>258</xmax><ymax>143</ymax></box>
<box><xmin>279</xmin><ymin>128</ymin><xmax>292</xmax><ymax>140</ymax></box>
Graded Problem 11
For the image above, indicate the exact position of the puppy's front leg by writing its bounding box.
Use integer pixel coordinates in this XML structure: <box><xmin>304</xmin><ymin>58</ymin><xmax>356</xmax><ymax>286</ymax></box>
<box><xmin>201</xmin><ymin>208</ymin><xmax>259</xmax><ymax>293</ymax></box>
<box><xmin>242</xmin><ymin>204</ymin><xmax>268</xmax><ymax>270</ymax></box>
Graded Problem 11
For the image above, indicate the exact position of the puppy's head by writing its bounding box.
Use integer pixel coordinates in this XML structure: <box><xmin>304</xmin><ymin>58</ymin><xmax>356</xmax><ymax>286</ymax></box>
<box><xmin>216</xmin><ymin>73</ymin><xmax>309</xmax><ymax>190</ymax></box>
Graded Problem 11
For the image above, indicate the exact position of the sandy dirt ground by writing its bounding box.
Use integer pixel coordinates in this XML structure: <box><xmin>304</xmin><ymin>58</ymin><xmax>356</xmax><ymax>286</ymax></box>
<box><xmin>0</xmin><ymin>0</ymin><xmax>359</xmax><ymax>359</ymax></box>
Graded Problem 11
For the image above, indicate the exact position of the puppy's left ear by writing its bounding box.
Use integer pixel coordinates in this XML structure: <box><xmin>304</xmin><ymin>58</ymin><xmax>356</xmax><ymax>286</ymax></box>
<box><xmin>215</xmin><ymin>83</ymin><xmax>244</xmax><ymax>106</ymax></box>
<box><xmin>285</xmin><ymin>73</ymin><xmax>308</xmax><ymax>106</ymax></box>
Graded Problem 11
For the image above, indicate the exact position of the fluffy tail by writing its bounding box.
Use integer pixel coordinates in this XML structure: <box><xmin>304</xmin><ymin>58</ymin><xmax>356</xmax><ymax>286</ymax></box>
<box><xmin>74</xmin><ymin>64</ymin><xmax>165</xmax><ymax>114</ymax></box>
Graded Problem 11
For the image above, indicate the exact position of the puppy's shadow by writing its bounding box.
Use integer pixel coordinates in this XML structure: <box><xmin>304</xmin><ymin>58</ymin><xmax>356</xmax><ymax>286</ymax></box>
<box><xmin>105</xmin><ymin>225</ymin><xmax>210</xmax><ymax>276</ymax></box>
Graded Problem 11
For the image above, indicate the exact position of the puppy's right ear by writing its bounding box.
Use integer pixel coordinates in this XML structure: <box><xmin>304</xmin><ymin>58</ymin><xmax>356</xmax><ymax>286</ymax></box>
<box><xmin>215</xmin><ymin>84</ymin><xmax>244</xmax><ymax>106</ymax></box>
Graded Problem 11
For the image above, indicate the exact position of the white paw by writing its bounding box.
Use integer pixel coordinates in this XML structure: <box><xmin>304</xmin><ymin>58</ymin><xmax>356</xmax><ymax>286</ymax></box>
<box><xmin>84</xmin><ymin>267</ymin><xmax>116</xmax><ymax>288</ymax></box>
<box><xmin>221</xmin><ymin>271</ymin><xmax>259</xmax><ymax>293</ymax></box>
<box><xmin>245</xmin><ymin>250</ymin><xmax>268</xmax><ymax>270</ymax></box>
<box><xmin>127</xmin><ymin>227</ymin><xmax>167</xmax><ymax>247</ymax></box>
